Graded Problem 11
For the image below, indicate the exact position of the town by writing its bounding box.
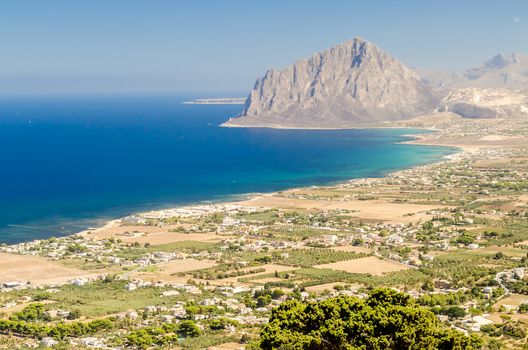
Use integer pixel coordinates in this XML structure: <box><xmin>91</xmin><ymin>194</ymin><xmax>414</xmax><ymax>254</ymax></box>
<box><xmin>1</xmin><ymin>114</ymin><xmax>528</xmax><ymax>349</ymax></box>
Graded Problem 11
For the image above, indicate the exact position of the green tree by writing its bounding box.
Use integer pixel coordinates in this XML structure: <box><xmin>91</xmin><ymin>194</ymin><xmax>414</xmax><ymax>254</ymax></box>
<box><xmin>178</xmin><ymin>320</ymin><xmax>201</xmax><ymax>337</ymax></box>
<box><xmin>447</xmin><ymin>306</ymin><xmax>466</xmax><ymax>319</ymax></box>
<box><xmin>256</xmin><ymin>295</ymin><xmax>272</xmax><ymax>308</ymax></box>
<box><xmin>259</xmin><ymin>288</ymin><xmax>481</xmax><ymax>350</ymax></box>
<box><xmin>10</xmin><ymin>303</ymin><xmax>47</xmax><ymax>322</ymax></box>
<box><xmin>518</xmin><ymin>303</ymin><xmax>528</xmax><ymax>313</ymax></box>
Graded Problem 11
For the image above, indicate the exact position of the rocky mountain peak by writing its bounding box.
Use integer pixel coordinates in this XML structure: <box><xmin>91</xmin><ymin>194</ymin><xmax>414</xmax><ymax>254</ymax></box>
<box><xmin>225</xmin><ymin>38</ymin><xmax>438</xmax><ymax>128</ymax></box>
<box><xmin>484</xmin><ymin>53</ymin><xmax>512</xmax><ymax>69</ymax></box>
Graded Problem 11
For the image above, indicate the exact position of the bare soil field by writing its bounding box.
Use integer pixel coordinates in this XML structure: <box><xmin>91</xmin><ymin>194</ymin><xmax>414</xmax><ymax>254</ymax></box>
<box><xmin>0</xmin><ymin>253</ymin><xmax>100</xmax><ymax>286</ymax></box>
<box><xmin>487</xmin><ymin>312</ymin><xmax>528</xmax><ymax>324</ymax></box>
<box><xmin>82</xmin><ymin>223</ymin><xmax>224</xmax><ymax>245</ymax></box>
<box><xmin>493</xmin><ymin>293</ymin><xmax>528</xmax><ymax>309</ymax></box>
<box><xmin>238</xmin><ymin>195</ymin><xmax>445</xmax><ymax>224</ymax></box>
<box><xmin>116</xmin><ymin>232</ymin><xmax>223</xmax><ymax>246</ymax></box>
<box><xmin>157</xmin><ymin>259</ymin><xmax>217</xmax><ymax>274</ymax></box>
<box><xmin>314</xmin><ymin>256</ymin><xmax>411</xmax><ymax>276</ymax></box>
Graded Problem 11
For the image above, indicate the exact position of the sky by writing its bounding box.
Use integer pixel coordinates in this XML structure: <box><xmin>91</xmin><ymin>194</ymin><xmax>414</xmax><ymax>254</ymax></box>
<box><xmin>0</xmin><ymin>0</ymin><xmax>527</xmax><ymax>95</ymax></box>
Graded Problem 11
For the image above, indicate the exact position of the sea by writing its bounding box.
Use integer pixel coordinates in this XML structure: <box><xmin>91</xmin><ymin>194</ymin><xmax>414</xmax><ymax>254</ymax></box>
<box><xmin>0</xmin><ymin>94</ymin><xmax>456</xmax><ymax>244</ymax></box>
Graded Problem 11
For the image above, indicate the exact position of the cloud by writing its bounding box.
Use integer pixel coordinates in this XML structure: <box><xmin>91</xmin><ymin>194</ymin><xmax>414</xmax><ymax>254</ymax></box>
<box><xmin>513</xmin><ymin>16</ymin><xmax>521</xmax><ymax>23</ymax></box>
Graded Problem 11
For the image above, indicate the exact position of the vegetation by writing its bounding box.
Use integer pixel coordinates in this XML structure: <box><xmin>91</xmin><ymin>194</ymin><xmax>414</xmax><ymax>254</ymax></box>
<box><xmin>258</xmin><ymin>288</ymin><xmax>481</xmax><ymax>350</ymax></box>
<box><xmin>126</xmin><ymin>321</ymin><xmax>201</xmax><ymax>349</ymax></box>
<box><xmin>0</xmin><ymin>318</ymin><xmax>113</xmax><ymax>340</ymax></box>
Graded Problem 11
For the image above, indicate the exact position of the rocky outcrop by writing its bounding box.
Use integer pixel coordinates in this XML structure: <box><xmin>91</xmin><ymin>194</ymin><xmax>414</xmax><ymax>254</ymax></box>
<box><xmin>224</xmin><ymin>37</ymin><xmax>439</xmax><ymax>128</ymax></box>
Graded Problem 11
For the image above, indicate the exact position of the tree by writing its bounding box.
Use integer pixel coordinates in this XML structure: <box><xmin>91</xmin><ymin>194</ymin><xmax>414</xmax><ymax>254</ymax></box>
<box><xmin>259</xmin><ymin>288</ymin><xmax>481</xmax><ymax>350</ymax></box>
<box><xmin>10</xmin><ymin>303</ymin><xmax>47</xmax><ymax>322</ymax></box>
<box><xmin>210</xmin><ymin>318</ymin><xmax>228</xmax><ymax>330</ymax></box>
<box><xmin>519</xmin><ymin>303</ymin><xmax>528</xmax><ymax>313</ymax></box>
<box><xmin>66</xmin><ymin>309</ymin><xmax>81</xmax><ymax>320</ymax></box>
<box><xmin>256</xmin><ymin>295</ymin><xmax>271</xmax><ymax>308</ymax></box>
<box><xmin>493</xmin><ymin>252</ymin><xmax>505</xmax><ymax>260</ymax></box>
<box><xmin>447</xmin><ymin>306</ymin><xmax>466</xmax><ymax>319</ymax></box>
<box><xmin>178</xmin><ymin>320</ymin><xmax>201</xmax><ymax>337</ymax></box>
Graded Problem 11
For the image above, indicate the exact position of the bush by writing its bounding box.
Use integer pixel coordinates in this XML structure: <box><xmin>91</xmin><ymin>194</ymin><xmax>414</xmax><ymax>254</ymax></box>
<box><xmin>519</xmin><ymin>303</ymin><xmax>528</xmax><ymax>313</ymax></box>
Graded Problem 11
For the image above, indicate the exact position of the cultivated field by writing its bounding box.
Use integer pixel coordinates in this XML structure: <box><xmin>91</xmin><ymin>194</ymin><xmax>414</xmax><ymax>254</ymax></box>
<box><xmin>305</xmin><ymin>282</ymin><xmax>361</xmax><ymax>294</ymax></box>
<box><xmin>330</xmin><ymin>245</ymin><xmax>371</xmax><ymax>254</ymax></box>
<box><xmin>238</xmin><ymin>195</ymin><xmax>446</xmax><ymax>224</ymax></box>
<box><xmin>219</xmin><ymin>264</ymin><xmax>298</xmax><ymax>284</ymax></box>
<box><xmin>314</xmin><ymin>256</ymin><xmax>411</xmax><ymax>276</ymax></box>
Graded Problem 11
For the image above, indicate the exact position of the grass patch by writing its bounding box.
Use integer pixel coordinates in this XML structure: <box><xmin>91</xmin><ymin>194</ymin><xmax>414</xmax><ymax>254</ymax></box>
<box><xmin>46</xmin><ymin>280</ymin><xmax>183</xmax><ymax>317</ymax></box>
<box><xmin>116</xmin><ymin>241</ymin><xmax>220</xmax><ymax>260</ymax></box>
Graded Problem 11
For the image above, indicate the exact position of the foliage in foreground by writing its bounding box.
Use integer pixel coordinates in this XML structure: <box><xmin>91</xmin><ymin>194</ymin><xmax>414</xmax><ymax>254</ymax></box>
<box><xmin>259</xmin><ymin>288</ymin><xmax>482</xmax><ymax>350</ymax></box>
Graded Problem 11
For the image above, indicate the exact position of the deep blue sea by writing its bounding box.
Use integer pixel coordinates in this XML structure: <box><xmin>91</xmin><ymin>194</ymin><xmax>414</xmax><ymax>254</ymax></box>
<box><xmin>0</xmin><ymin>95</ymin><xmax>455</xmax><ymax>244</ymax></box>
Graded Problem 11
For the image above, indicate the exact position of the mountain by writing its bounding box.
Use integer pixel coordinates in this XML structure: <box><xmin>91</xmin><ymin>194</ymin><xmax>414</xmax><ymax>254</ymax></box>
<box><xmin>223</xmin><ymin>38</ymin><xmax>439</xmax><ymax>128</ymax></box>
<box><xmin>464</xmin><ymin>53</ymin><xmax>528</xmax><ymax>89</ymax></box>
<box><xmin>419</xmin><ymin>53</ymin><xmax>528</xmax><ymax>91</ymax></box>
<box><xmin>439</xmin><ymin>87</ymin><xmax>528</xmax><ymax>119</ymax></box>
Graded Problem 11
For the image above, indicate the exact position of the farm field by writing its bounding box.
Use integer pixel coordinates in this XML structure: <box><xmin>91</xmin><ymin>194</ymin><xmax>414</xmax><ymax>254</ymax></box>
<box><xmin>305</xmin><ymin>282</ymin><xmax>361</xmax><ymax>294</ymax></box>
<box><xmin>0</xmin><ymin>253</ymin><xmax>100</xmax><ymax>286</ymax></box>
<box><xmin>314</xmin><ymin>256</ymin><xmax>411</xmax><ymax>276</ymax></box>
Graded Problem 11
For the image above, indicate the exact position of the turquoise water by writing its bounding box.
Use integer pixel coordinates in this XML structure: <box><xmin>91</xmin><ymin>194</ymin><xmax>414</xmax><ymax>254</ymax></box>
<box><xmin>0</xmin><ymin>95</ymin><xmax>455</xmax><ymax>244</ymax></box>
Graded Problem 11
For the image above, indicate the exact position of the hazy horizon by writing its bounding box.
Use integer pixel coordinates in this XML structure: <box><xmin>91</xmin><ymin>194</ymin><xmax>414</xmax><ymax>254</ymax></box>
<box><xmin>1</xmin><ymin>0</ymin><xmax>527</xmax><ymax>95</ymax></box>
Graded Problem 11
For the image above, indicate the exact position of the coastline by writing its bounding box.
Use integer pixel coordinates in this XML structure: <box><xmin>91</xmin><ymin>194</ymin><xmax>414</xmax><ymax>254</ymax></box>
<box><xmin>220</xmin><ymin>120</ymin><xmax>438</xmax><ymax>131</ymax></box>
<box><xmin>2</xmin><ymin>127</ymin><xmax>464</xmax><ymax>246</ymax></box>
<box><xmin>70</xmin><ymin>131</ymin><xmax>463</xmax><ymax>243</ymax></box>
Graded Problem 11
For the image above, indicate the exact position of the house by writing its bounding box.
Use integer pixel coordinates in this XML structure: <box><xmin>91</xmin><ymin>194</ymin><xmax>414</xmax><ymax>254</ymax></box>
<box><xmin>70</xmin><ymin>278</ymin><xmax>88</xmax><ymax>286</ymax></box>
<box><xmin>42</xmin><ymin>337</ymin><xmax>58</xmax><ymax>347</ymax></box>
<box><xmin>126</xmin><ymin>310</ymin><xmax>139</xmax><ymax>319</ymax></box>
<box><xmin>79</xmin><ymin>337</ymin><xmax>105</xmax><ymax>348</ymax></box>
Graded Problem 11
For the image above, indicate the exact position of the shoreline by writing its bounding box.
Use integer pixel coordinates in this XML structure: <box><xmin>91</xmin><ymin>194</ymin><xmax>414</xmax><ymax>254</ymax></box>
<box><xmin>0</xmin><ymin>126</ymin><xmax>470</xmax><ymax>246</ymax></box>
<box><xmin>3</xmin><ymin>129</ymin><xmax>464</xmax><ymax>247</ymax></box>
<box><xmin>69</xmin><ymin>132</ymin><xmax>464</xmax><ymax>245</ymax></box>
<box><xmin>221</xmin><ymin>120</ymin><xmax>439</xmax><ymax>131</ymax></box>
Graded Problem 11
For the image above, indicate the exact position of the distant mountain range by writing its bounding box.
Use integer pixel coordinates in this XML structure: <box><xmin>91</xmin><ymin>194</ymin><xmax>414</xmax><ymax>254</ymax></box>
<box><xmin>418</xmin><ymin>53</ymin><xmax>528</xmax><ymax>91</ymax></box>
<box><xmin>224</xmin><ymin>39</ymin><xmax>528</xmax><ymax>128</ymax></box>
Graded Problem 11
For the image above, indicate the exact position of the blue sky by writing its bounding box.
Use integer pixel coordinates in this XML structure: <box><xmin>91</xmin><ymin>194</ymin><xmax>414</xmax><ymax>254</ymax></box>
<box><xmin>1</xmin><ymin>0</ymin><xmax>527</xmax><ymax>95</ymax></box>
